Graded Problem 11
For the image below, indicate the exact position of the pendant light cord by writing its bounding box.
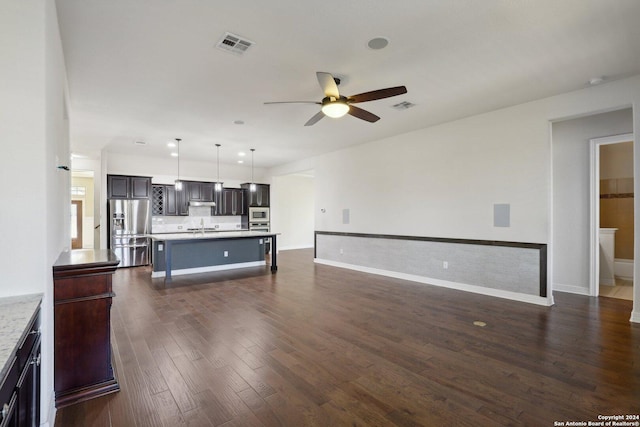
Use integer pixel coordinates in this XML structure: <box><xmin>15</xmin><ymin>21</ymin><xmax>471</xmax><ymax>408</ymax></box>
<box><xmin>251</xmin><ymin>148</ymin><xmax>255</xmax><ymax>184</ymax></box>
<box><xmin>176</xmin><ymin>138</ymin><xmax>181</xmax><ymax>181</ymax></box>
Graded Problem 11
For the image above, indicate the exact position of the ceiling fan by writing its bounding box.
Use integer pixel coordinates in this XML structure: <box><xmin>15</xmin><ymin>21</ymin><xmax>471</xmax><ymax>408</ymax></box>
<box><xmin>264</xmin><ymin>72</ymin><xmax>407</xmax><ymax>126</ymax></box>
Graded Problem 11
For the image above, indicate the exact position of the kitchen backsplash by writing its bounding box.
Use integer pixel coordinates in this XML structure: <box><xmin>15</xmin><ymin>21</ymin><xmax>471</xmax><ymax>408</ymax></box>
<box><xmin>152</xmin><ymin>215</ymin><xmax>243</xmax><ymax>233</ymax></box>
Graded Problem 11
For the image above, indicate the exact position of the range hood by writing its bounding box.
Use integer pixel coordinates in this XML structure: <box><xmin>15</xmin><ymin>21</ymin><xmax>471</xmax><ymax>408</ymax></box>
<box><xmin>188</xmin><ymin>201</ymin><xmax>216</xmax><ymax>207</ymax></box>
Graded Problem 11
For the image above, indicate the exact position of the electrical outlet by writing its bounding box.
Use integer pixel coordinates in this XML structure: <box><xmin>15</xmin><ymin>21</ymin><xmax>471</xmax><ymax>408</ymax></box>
<box><xmin>158</xmin><ymin>244</ymin><xmax>163</xmax><ymax>251</ymax></box>
<box><xmin>224</xmin><ymin>251</ymin><xmax>229</xmax><ymax>257</ymax></box>
<box><xmin>443</xmin><ymin>261</ymin><xmax>448</xmax><ymax>269</ymax></box>
<box><xmin>339</xmin><ymin>248</ymin><xmax>344</xmax><ymax>254</ymax></box>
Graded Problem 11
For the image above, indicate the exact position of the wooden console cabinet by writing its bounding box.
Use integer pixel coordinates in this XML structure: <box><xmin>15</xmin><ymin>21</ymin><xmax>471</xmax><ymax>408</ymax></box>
<box><xmin>53</xmin><ymin>249</ymin><xmax>120</xmax><ymax>408</ymax></box>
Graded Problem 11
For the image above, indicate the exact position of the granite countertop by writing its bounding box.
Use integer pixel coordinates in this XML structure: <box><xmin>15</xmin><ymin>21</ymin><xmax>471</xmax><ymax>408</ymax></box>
<box><xmin>147</xmin><ymin>231</ymin><xmax>278</xmax><ymax>241</ymax></box>
<box><xmin>0</xmin><ymin>293</ymin><xmax>43</xmax><ymax>381</ymax></box>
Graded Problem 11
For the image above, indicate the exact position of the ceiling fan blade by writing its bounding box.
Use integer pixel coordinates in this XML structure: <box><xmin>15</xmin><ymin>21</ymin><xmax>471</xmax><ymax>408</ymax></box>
<box><xmin>347</xmin><ymin>86</ymin><xmax>407</xmax><ymax>103</ymax></box>
<box><xmin>348</xmin><ymin>105</ymin><xmax>380</xmax><ymax>123</ymax></box>
<box><xmin>264</xmin><ymin>101</ymin><xmax>320</xmax><ymax>105</ymax></box>
<box><xmin>304</xmin><ymin>111</ymin><xmax>325</xmax><ymax>126</ymax></box>
<box><xmin>316</xmin><ymin>72</ymin><xmax>340</xmax><ymax>98</ymax></box>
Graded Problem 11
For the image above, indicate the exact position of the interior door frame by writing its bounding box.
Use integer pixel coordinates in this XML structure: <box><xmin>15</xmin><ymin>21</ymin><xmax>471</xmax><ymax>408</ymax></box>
<box><xmin>71</xmin><ymin>200</ymin><xmax>83</xmax><ymax>249</ymax></box>
<box><xmin>589</xmin><ymin>132</ymin><xmax>634</xmax><ymax>296</ymax></box>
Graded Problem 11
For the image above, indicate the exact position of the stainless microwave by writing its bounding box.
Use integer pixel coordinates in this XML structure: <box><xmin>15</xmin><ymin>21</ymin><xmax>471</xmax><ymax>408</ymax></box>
<box><xmin>249</xmin><ymin>207</ymin><xmax>269</xmax><ymax>222</ymax></box>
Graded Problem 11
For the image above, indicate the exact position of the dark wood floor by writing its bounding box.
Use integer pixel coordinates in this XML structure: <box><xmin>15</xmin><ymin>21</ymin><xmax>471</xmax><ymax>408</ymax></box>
<box><xmin>55</xmin><ymin>249</ymin><xmax>640</xmax><ymax>426</ymax></box>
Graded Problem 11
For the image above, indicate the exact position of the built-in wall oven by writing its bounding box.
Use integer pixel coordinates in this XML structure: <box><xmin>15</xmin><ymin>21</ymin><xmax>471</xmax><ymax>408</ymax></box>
<box><xmin>249</xmin><ymin>207</ymin><xmax>270</xmax><ymax>253</ymax></box>
<box><xmin>249</xmin><ymin>207</ymin><xmax>269</xmax><ymax>222</ymax></box>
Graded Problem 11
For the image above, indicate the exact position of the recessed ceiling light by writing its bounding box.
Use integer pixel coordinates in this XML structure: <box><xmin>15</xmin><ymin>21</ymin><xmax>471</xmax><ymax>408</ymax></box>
<box><xmin>134</xmin><ymin>140</ymin><xmax>146</xmax><ymax>146</ymax></box>
<box><xmin>238</xmin><ymin>160</ymin><xmax>244</xmax><ymax>164</ymax></box>
<box><xmin>238</xmin><ymin>152</ymin><xmax>246</xmax><ymax>157</ymax></box>
<box><xmin>167</xmin><ymin>142</ymin><xmax>176</xmax><ymax>148</ymax></box>
<box><xmin>170</xmin><ymin>152</ymin><xmax>178</xmax><ymax>157</ymax></box>
<box><xmin>234</xmin><ymin>120</ymin><xmax>245</xmax><ymax>125</ymax></box>
<box><xmin>367</xmin><ymin>37</ymin><xmax>389</xmax><ymax>50</ymax></box>
<box><xmin>589</xmin><ymin>76</ymin><xmax>604</xmax><ymax>85</ymax></box>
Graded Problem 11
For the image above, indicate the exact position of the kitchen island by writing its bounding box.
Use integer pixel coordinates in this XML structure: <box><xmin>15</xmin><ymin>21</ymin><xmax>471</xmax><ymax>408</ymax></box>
<box><xmin>148</xmin><ymin>231</ymin><xmax>278</xmax><ymax>279</ymax></box>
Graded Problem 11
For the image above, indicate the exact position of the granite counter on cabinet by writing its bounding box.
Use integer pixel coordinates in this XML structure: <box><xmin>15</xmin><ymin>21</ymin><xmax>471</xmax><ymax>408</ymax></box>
<box><xmin>0</xmin><ymin>293</ymin><xmax>42</xmax><ymax>384</ymax></box>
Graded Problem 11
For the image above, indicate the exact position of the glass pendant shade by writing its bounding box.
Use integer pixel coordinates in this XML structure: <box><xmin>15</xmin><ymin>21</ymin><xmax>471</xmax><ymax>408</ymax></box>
<box><xmin>214</xmin><ymin>182</ymin><xmax>222</xmax><ymax>192</ymax></box>
<box><xmin>249</xmin><ymin>183</ymin><xmax>256</xmax><ymax>192</ymax></box>
<box><xmin>174</xmin><ymin>180</ymin><xmax>183</xmax><ymax>191</ymax></box>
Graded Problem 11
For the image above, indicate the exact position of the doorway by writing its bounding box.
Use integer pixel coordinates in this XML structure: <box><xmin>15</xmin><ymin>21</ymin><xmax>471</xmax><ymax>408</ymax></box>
<box><xmin>71</xmin><ymin>200</ymin><xmax>83</xmax><ymax>249</ymax></box>
<box><xmin>590</xmin><ymin>133</ymin><xmax>634</xmax><ymax>300</ymax></box>
<box><xmin>71</xmin><ymin>170</ymin><xmax>95</xmax><ymax>248</ymax></box>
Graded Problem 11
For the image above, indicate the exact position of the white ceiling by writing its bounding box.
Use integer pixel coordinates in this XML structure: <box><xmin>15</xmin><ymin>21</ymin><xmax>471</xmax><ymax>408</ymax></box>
<box><xmin>56</xmin><ymin>0</ymin><xmax>640</xmax><ymax>169</ymax></box>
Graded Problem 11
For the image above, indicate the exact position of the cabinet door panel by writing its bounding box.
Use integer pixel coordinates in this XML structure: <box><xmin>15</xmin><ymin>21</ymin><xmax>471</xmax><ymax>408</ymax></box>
<box><xmin>164</xmin><ymin>186</ymin><xmax>178</xmax><ymax>216</ymax></box>
<box><xmin>107</xmin><ymin>176</ymin><xmax>129</xmax><ymax>199</ymax></box>
<box><xmin>188</xmin><ymin>182</ymin><xmax>202</xmax><ymax>201</ymax></box>
<box><xmin>131</xmin><ymin>177</ymin><xmax>151</xmax><ymax>198</ymax></box>
<box><xmin>54</xmin><ymin>299</ymin><xmax>112</xmax><ymax>392</ymax></box>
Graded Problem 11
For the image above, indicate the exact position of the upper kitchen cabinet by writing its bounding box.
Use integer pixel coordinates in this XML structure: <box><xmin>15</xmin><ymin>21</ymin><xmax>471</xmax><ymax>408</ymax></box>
<box><xmin>241</xmin><ymin>183</ymin><xmax>270</xmax><ymax>207</ymax></box>
<box><xmin>152</xmin><ymin>184</ymin><xmax>189</xmax><ymax>216</ymax></box>
<box><xmin>220</xmin><ymin>188</ymin><xmax>247</xmax><ymax>216</ymax></box>
<box><xmin>188</xmin><ymin>182</ymin><xmax>215</xmax><ymax>202</ymax></box>
<box><xmin>107</xmin><ymin>175</ymin><xmax>151</xmax><ymax>199</ymax></box>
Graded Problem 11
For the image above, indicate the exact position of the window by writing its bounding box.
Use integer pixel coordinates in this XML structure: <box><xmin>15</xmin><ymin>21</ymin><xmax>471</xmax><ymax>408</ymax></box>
<box><xmin>71</xmin><ymin>186</ymin><xmax>86</xmax><ymax>196</ymax></box>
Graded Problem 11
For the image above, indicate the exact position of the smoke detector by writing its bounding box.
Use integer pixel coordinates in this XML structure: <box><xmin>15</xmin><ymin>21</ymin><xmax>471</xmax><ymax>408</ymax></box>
<box><xmin>216</xmin><ymin>32</ymin><xmax>254</xmax><ymax>56</ymax></box>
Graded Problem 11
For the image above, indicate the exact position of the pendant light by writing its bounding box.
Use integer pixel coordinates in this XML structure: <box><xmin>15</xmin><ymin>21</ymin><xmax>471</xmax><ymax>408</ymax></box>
<box><xmin>174</xmin><ymin>138</ymin><xmax>183</xmax><ymax>191</ymax></box>
<box><xmin>249</xmin><ymin>148</ymin><xmax>256</xmax><ymax>192</ymax></box>
<box><xmin>215</xmin><ymin>144</ymin><xmax>222</xmax><ymax>192</ymax></box>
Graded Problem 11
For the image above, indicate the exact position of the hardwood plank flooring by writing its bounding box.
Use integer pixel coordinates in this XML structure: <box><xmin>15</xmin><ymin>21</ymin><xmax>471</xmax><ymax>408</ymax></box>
<box><xmin>54</xmin><ymin>249</ymin><xmax>640</xmax><ymax>426</ymax></box>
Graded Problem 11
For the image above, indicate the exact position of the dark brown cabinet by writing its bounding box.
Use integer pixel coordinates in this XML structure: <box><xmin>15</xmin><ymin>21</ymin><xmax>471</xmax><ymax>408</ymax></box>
<box><xmin>0</xmin><ymin>304</ymin><xmax>41</xmax><ymax>427</ymax></box>
<box><xmin>220</xmin><ymin>188</ymin><xmax>247</xmax><ymax>216</ymax></box>
<box><xmin>107</xmin><ymin>175</ymin><xmax>151</xmax><ymax>199</ymax></box>
<box><xmin>241</xmin><ymin>183</ymin><xmax>270</xmax><ymax>207</ymax></box>
<box><xmin>153</xmin><ymin>184</ymin><xmax>189</xmax><ymax>216</ymax></box>
<box><xmin>188</xmin><ymin>181</ymin><xmax>215</xmax><ymax>202</ymax></box>
<box><xmin>53</xmin><ymin>249</ymin><xmax>120</xmax><ymax>408</ymax></box>
<box><xmin>152</xmin><ymin>181</ymin><xmax>245</xmax><ymax>217</ymax></box>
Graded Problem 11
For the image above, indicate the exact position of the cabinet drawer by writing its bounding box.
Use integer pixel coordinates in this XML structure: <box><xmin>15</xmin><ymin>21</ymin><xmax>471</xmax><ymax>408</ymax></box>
<box><xmin>54</xmin><ymin>274</ymin><xmax>111</xmax><ymax>302</ymax></box>
<box><xmin>17</xmin><ymin>309</ymin><xmax>40</xmax><ymax>372</ymax></box>
<box><xmin>0</xmin><ymin>357</ymin><xmax>17</xmax><ymax>420</ymax></box>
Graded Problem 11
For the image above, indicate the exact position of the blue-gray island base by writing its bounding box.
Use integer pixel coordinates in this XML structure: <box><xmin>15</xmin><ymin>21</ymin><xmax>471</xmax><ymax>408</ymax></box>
<box><xmin>149</xmin><ymin>231</ymin><xmax>278</xmax><ymax>279</ymax></box>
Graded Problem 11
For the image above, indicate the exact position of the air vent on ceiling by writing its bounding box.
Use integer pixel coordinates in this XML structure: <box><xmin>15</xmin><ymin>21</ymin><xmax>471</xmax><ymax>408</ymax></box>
<box><xmin>216</xmin><ymin>32</ymin><xmax>254</xmax><ymax>56</ymax></box>
<box><xmin>391</xmin><ymin>101</ymin><xmax>416</xmax><ymax>110</ymax></box>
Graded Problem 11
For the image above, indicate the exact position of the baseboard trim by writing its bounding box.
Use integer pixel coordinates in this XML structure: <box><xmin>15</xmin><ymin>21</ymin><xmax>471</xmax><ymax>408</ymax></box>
<box><xmin>614</xmin><ymin>258</ymin><xmax>634</xmax><ymax>280</ymax></box>
<box><xmin>553</xmin><ymin>283</ymin><xmax>592</xmax><ymax>296</ymax></box>
<box><xmin>279</xmin><ymin>244</ymin><xmax>314</xmax><ymax>251</ymax></box>
<box><xmin>42</xmin><ymin>390</ymin><xmax>56</xmax><ymax>427</ymax></box>
<box><xmin>630</xmin><ymin>310</ymin><xmax>640</xmax><ymax>324</ymax></box>
<box><xmin>315</xmin><ymin>258</ymin><xmax>551</xmax><ymax>306</ymax></box>
<box><xmin>151</xmin><ymin>261</ymin><xmax>266</xmax><ymax>278</ymax></box>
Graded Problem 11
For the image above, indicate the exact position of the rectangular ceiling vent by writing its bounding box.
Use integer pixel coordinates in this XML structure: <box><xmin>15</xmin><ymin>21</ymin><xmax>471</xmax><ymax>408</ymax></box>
<box><xmin>216</xmin><ymin>32</ymin><xmax>254</xmax><ymax>56</ymax></box>
<box><xmin>391</xmin><ymin>101</ymin><xmax>416</xmax><ymax>111</ymax></box>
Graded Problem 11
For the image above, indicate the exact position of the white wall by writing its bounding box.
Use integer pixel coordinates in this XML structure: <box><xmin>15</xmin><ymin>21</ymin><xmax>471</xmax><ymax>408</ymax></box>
<box><xmin>551</xmin><ymin>109</ymin><xmax>633</xmax><ymax>294</ymax></box>
<box><xmin>271</xmin><ymin>173</ymin><xmax>314</xmax><ymax>250</ymax></box>
<box><xmin>1</xmin><ymin>1</ymin><xmax>69</xmax><ymax>424</ymax></box>
<box><xmin>268</xmin><ymin>74</ymin><xmax>640</xmax><ymax>317</ymax></box>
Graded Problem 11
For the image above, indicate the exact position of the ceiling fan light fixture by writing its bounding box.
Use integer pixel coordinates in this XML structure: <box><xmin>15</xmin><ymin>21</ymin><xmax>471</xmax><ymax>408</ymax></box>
<box><xmin>321</xmin><ymin>100</ymin><xmax>349</xmax><ymax>118</ymax></box>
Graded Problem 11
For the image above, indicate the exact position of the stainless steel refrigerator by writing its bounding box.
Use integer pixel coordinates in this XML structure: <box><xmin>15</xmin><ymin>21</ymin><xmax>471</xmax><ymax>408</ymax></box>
<box><xmin>108</xmin><ymin>199</ymin><xmax>151</xmax><ymax>267</ymax></box>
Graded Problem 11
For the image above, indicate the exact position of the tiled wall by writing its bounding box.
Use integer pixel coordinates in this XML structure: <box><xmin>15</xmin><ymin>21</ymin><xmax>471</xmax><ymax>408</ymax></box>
<box><xmin>152</xmin><ymin>213</ymin><xmax>243</xmax><ymax>233</ymax></box>
<box><xmin>316</xmin><ymin>233</ymin><xmax>543</xmax><ymax>297</ymax></box>
<box><xmin>600</xmin><ymin>177</ymin><xmax>634</xmax><ymax>260</ymax></box>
